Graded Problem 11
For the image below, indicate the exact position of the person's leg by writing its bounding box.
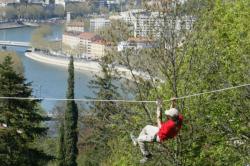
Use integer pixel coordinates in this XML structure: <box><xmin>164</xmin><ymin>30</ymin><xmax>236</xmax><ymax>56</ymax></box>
<box><xmin>137</xmin><ymin>125</ymin><xmax>159</xmax><ymax>156</ymax></box>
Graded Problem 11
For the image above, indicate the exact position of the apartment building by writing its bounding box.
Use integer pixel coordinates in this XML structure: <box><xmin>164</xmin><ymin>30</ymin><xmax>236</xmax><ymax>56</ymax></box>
<box><xmin>90</xmin><ymin>40</ymin><xmax>107</xmax><ymax>59</ymax></box>
<box><xmin>62</xmin><ymin>31</ymin><xmax>109</xmax><ymax>59</ymax></box>
<box><xmin>112</xmin><ymin>9</ymin><xmax>195</xmax><ymax>38</ymax></box>
<box><xmin>79</xmin><ymin>32</ymin><xmax>101</xmax><ymax>54</ymax></box>
<box><xmin>117</xmin><ymin>9</ymin><xmax>161</xmax><ymax>37</ymax></box>
<box><xmin>90</xmin><ymin>18</ymin><xmax>110</xmax><ymax>32</ymax></box>
<box><xmin>62</xmin><ymin>32</ymin><xmax>81</xmax><ymax>49</ymax></box>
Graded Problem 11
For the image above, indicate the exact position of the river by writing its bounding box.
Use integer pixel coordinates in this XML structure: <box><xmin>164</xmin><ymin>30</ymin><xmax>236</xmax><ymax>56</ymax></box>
<box><xmin>0</xmin><ymin>24</ymin><xmax>95</xmax><ymax>112</ymax></box>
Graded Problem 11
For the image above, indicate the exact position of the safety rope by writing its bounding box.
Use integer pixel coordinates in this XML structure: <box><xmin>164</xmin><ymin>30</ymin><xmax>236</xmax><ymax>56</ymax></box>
<box><xmin>0</xmin><ymin>83</ymin><xmax>249</xmax><ymax>102</ymax></box>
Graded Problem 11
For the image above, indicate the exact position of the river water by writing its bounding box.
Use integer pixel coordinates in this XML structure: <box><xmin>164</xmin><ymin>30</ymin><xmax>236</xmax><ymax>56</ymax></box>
<box><xmin>0</xmin><ymin>25</ymin><xmax>95</xmax><ymax>112</ymax></box>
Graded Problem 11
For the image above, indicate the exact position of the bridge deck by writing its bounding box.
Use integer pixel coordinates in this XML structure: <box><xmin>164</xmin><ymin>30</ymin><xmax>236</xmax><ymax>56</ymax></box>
<box><xmin>0</xmin><ymin>40</ymin><xmax>31</xmax><ymax>47</ymax></box>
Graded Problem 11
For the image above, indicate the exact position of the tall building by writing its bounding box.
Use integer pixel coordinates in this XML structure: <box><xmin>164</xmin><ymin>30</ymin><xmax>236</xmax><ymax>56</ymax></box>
<box><xmin>111</xmin><ymin>9</ymin><xmax>195</xmax><ymax>38</ymax></box>
<box><xmin>66</xmin><ymin>12</ymin><xmax>71</xmax><ymax>23</ymax></box>
<box><xmin>99</xmin><ymin>0</ymin><xmax>108</xmax><ymax>8</ymax></box>
<box><xmin>118</xmin><ymin>9</ymin><xmax>160</xmax><ymax>37</ymax></box>
<box><xmin>90</xmin><ymin>18</ymin><xmax>110</xmax><ymax>32</ymax></box>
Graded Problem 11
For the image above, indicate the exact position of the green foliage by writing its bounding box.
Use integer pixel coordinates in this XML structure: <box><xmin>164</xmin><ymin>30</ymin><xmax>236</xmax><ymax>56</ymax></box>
<box><xmin>54</xmin><ymin>5</ymin><xmax>65</xmax><ymax>18</ymax></box>
<box><xmin>79</xmin><ymin>0</ymin><xmax>249</xmax><ymax>165</ymax></box>
<box><xmin>58</xmin><ymin>121</ymin><xmax>65</xmax><ymax>166</ymax></box>
<box><xmin>64</xmin><ymin>56</ymin><xmax>78</xmax><ymax>166</ymax></box>
<box><xmin>0</xmin><ymin>56</ymin><xmax>53</xmax><ymax>165</ymax></box>
<box><xmin>0</xmin><ymin>4</ymin><xmax>62</xmax><ymax>20</ymax></box>
<box><xmin>0</xmin><ymin>51</ymin><xmax>23</xmax><ymax>74</ymax></box>
<box><xmin>31</xmin><ymin>25</ymin><xmax>60</xmax><ymax>51</ymax></box>
<box><xmin>66</xmin><ymin>2</ymin><xmax>91</xmax><ymax>18</ymax></box>
<box><xmin>78</xmin><ymin>53</ymin><xmax>128</xmax><ymax>165</ymax></box>
<box><xmin>97</xmin><ymin>20</ymin><xmax>132</xmax><ymax>46</ymax></box>
<box><xmin>176</xmin><ymin>1</ymin><xmax>250</xmax><ymax>164</ymax></box>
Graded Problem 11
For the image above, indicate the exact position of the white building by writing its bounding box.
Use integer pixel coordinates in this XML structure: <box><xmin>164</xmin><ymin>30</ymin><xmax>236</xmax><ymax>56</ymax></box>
<box><xmin>66</xmin><ymin>21</ymin><xmax>84</xmax><ymax>33</ymax></box>
<box><xmin>28</xmin><ymin>0</ymin><xmax>43</xmax><ymax>3</ymax></box>
<box><xmin>90</xmin><ymin>18</ymin><xmax>110</xmax><ymax>32</ymax></box>
<box><xmin>55</xmin><ymin>0</ymin><xmax>65</xmax><ymax>7</ymax></box>
<box><xmin>90</xmin><ymin>40</ymin><xmax>107</xmax><ymax>59</ymax></box>
<box><xmin>66</xmin><ymin>12</ymin><xmax>71</xmax><ymax>23</ymax></box>
<box><xmin>62</xmin><ymin>31</ymin><xmax>108</xmax><ymax>59</ymax></box>
<box><xmin>62</xmin><ymin>32</ymin><xmax>81</xmax><ymax>49</ymax></box>
<box><xmin>117</xmin><ymin>9</ymin><xmax>161</xmax><ymax>37</ymax></box>
<box><xmin>118</xmin><ymin>37</ymin><xmax>155</xmax><ymax>52</ymax></box>
<box><xmin>112</xmin><ymin>9</ymin><xmax>195</xmax><ymax>38</ymax></box>
<box><xmin>0</xmin><ymin>0</ymin><xmax>19</xmax><ymax>7</ymax></box>
<box><xmin>67</xmin><ymin>0</ymin><xmax>85</xmax><ymax>2</ymax></box>
<box><xmin>79</xmin><ymin>32</ymin><xmax>101</xmax><ymax>54</ymax></box>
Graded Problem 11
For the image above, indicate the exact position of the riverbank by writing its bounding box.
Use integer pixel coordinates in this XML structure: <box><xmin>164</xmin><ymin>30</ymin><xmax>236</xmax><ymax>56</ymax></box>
<box><xmin>0</xmin><ymin>22</ymin><xmax>27</xmax><ymax>30</ymax></box>
<box><xmin>25</xmin><ymin>51</ymin><xmax>149</xmax><ymax>79</ymax></box>
<box><xmin>25</xmin><ymin>52</ymin><xmax>101</xmax><ymax>72</ymax></box>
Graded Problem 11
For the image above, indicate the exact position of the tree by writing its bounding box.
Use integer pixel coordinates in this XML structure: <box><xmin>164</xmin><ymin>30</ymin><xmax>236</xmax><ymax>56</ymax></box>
<box><xmin>121</xmin><ymin>0</ymin><xmax>249</xmax><ymax>165</ymax></box>
<box><xmin>177</xmin><ymin>1</ymin><xmax>250</xmax><ymax>165</ymax></box>
<box><xmin>0</xmin><ymin>56</ymin><xmax>52</xmax><ymax>165</ymax></box>
<box><xmin>54</xmin><ymin>5</ymin><xmax>65</xmax><ymax>18</ymax></box>
<box><xmin>97</xmin><ymin>20</ymin><xmax>132</xmax><ymax>46</ymax></box>
<box><xmin>0</xmin><ymin>51</ymin><xmax>23</xmax><ymax>74</ymax></box>
<box><xmin>58</xmin><ymin>120</ymin><xmax>65</xmax><ymax>166</ymax></box>
<box><xmin>64</xmin><ymin>56</ymin><xmax>78</xmax><ymax>166</ymax></box>
<box><xmin>31</xmin><ymin>25</ymin><xmax>56</xmax><ymax>51</ymax></box>
<box><xmin>93</xmin><ymin>0</ymin><xmax>249</xmax><ymax>165</ymax></box>
<box><xmin>77</xmin><ymin>52</ymin><xmax>129</xmax><ymax>165</ymax></box>
<box><xmin>66</xmin><ymin>2</ymin><xmax>91</xmax><ymax>18</ymax></box>
<box><xmin>75</xmin><ymin>0</ymin><xmax>249</xmax><ymax>165</ymax></box>
<box><xmin>5</xmin><ymin>6</ymin><xmax>17</xmax><ymax>19</ymax></box>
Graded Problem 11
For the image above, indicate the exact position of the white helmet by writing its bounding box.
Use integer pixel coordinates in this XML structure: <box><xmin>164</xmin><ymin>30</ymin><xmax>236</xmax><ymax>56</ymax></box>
<box><xmin>165</xmin><ymin>108</ymin><xmax>178</xmax><ymax>117</ymax></box>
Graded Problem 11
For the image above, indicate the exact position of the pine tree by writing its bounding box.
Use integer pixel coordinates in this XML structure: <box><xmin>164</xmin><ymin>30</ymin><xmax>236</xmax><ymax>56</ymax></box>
<box><xmin>0</xmin><ymin>56</ymin><xmax>52</xmax><ymax>165</ymax></box>
<box><xmin>81</xmin><ymin>54</ymin><xmax>121</xmax><ymax>165</ymax></box>
<box><xmin>64</xmin><ymin>56</ymin><xmax>78</xmax><ymax>166</ymax></box>
<box><xmin>90</xmin><ymin>55</ymin><xmax>120</xmax><ymax>119</ymax></box>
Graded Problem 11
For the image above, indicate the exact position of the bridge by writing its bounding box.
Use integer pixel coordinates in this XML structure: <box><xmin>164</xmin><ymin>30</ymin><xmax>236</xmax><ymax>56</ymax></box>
<box><xmin>0</xmin><ymin>40</ymin><xmax>31</xmax><ymax>47</ymax></box>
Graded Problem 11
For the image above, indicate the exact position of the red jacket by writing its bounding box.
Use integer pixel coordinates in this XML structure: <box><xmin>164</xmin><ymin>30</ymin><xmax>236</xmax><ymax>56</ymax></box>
<box><xmin>157</xmin><ymin>114</ymin><xmax>183</xmax><ymax>142</ymax></box>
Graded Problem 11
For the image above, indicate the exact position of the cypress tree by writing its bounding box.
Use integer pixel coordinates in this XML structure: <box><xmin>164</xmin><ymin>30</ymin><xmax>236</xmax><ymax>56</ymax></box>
<box><xmin>0</xmin><ymin>56</ymin><xmax>52</xmax><ymax>165</ymax></box>
<box><xmin>58</xmin><ymin>120</ymin><xmax>65</xmax><ymax>166</ymax></box>
<box><xmin>64</xmin><ymin>56</ymin><xmax>78</xmax><ymax>166</ymax></box>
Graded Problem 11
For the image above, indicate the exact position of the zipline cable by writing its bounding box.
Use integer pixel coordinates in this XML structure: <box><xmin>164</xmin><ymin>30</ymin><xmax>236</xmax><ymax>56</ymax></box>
<box><xmin>0</xmin><ymin>83</ymin><xmax>249</xmax><ymax>102</ymax></box>
<box><xmin>169</xmin><ymin>83</ymin><xmax>250</xmax><ymax>101</ymax></box>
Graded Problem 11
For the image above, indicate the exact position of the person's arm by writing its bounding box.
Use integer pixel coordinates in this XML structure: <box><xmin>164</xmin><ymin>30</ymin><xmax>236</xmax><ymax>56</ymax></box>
<box><xmin>156</xmin><ymin>99</ymin><xmax>162</xmax><ymax>128</ymax></box>
<box><xmin>170</xmin><ymin>97</ymin><xmax>177</xmax><ymax>109</ymax></box>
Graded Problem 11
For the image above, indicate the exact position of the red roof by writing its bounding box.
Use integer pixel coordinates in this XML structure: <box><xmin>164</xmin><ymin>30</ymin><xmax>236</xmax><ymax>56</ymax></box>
<box><xmin>79</xmin><ymin>32</ymin><xmax>99</xmax><ymax>40</ymax></box>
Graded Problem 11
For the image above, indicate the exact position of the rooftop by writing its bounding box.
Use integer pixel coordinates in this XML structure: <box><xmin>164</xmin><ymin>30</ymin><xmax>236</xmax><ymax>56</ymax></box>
<box><xmin>67</xmin><ymin>21</ymin><xmax>84</xmax><ymax>27</ymax></box>
<box><xmin>79</xmin><ymin>32</ymin><xmax>100</xmax><ymax>40</ymax></box>
<box><xmin>92</xmin><ymin>39</ymin><xmax>111</xmax><ymax>46</ymax></box>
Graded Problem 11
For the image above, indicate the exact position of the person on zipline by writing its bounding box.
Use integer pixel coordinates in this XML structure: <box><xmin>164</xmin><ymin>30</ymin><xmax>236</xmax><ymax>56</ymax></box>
<box><xmin>130</xmin><ymin>98</ymin><xmax>183</xmax><ymax>163</ymax></box>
